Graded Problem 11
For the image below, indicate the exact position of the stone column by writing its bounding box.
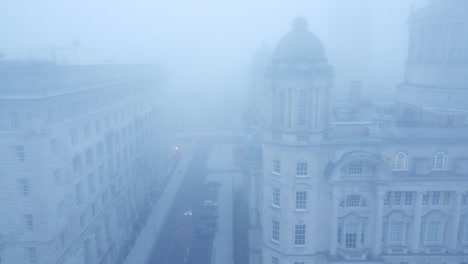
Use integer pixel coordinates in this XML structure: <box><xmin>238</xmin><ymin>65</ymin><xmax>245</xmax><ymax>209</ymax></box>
<box><xmin>329</xmin><ymin>191</ymin><xmax>339</xmax><ymax>256</ymax></box>
<box><xmin>410</xmin><ymin>192</ymin><xmax>423</xmax><ymax>252</ymax></box>
<box><xmin>372</xmin><ymin>188</ymin><xmax>385</xmax><ymax>256</ymax></box>
<box><xmin>449</xmin><ymin>191</ymin><xmax>462</xmax><ymax>252</ymax></box>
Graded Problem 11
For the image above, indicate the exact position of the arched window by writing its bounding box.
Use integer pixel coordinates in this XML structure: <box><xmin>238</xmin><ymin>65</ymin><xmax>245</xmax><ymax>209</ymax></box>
<box><xmin>421</xmin><ymin>211</ymin><xmax>446</xmax><ymax>244</ymax></box>
<box><xmin>433</xmin><ymin>152</ymin><xmax>447</xmax><ymax>170</ymax></box>
<box><xmin>337</xmin><ymin>213</ymin><xmax>368</xmax><ymax>249</ymax></box>
<box><xmin>394</xmin><ymin>152</ymin><xmax>408</xmax><ymax>171</ymax></box>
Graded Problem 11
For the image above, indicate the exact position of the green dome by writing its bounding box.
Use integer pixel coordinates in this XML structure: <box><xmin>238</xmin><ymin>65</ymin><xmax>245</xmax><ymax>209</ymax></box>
<box><xmin>274</xmin><ymin>17</ymin><xmax>326</xmax><ymax>60</ymax></box>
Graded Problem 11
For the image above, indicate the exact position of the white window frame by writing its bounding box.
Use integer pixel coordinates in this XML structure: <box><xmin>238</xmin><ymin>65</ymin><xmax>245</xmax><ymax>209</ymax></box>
<box><xmin>394</xmin><ymin>152</ymin><xmax>408</xmax><ymax>171</ymax></box>
<box><xmin>296</xmin><ymin>162</ymin><xmax>308</xmax><ymax>177</ymax></box>
<box><xmin>271</xmin><ymin>220</ymin><xmax>280</xmax><ymax>242</ymax></box>
<box><xmin>24</xmin><ymin>214</ymin><xmax>34</xmax><ymax>231</ymax></box>
<box><xmin>433</xmin><ymin>152</ymin><xmax>447</xmax><ymax>171</ymax></box>
<box><xmin>272</xmin><ymin>188</ymin><xmax>281</xmax><ymax>208</ymax></box>
<box><xmin>295</xmin><ymin>191</ymin><xmax>307</xmax><ymax>210</ymax></box>
<box><xmin>294</xmin><ymin>224</ymin><xmax>306</xmax><ymax>246</ymax></box>
<box><xmin>272</xmin><ymin>160</ymin><xmax>281</xmax><ymax>175</ymax></box>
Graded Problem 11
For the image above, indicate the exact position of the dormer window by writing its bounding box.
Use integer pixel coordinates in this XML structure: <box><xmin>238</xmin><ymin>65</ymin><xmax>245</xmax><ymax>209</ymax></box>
<box><xmin>433</xmin><ymin>152</ymin><xmax>447</xmax><ymax>171</ymax></box>
<box><xmin>394</xmin><ymin>152</ymin><xmax>408</xmax><ymax>171</ymax></box>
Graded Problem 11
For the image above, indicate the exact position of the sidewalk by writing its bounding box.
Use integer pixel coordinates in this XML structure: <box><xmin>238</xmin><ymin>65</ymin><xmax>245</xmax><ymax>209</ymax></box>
<box><xmin>124</xmin><ymin>146</ymin><xmax>194</xmax><ymax>264</ymax></box>
<box><xmin>206</xmin><ymin>144</ymin><xmax>239</xmax><ymax>264</ymax></box>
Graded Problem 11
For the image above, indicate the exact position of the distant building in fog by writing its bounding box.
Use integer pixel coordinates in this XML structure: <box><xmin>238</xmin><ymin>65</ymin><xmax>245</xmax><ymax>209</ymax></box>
<box><xmin>0</xmin><ymin>61</ymin><xmax>169</xmax><ymax>263</ymax></box>
<box><xmin>248</xmin><ymin>1</ymin><xmax>468</xmax><ymax>263</ymax></box>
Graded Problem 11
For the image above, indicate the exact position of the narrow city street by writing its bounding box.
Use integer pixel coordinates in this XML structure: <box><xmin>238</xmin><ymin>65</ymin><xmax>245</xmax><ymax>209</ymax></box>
<box><xmin>146</xmin><ymin>140</ymin><xmax>243</xmax><ymax>264</ymax></box>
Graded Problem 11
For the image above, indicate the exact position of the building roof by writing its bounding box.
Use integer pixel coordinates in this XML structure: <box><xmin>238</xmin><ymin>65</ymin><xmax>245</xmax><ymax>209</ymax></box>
<box><xmin>273</xmin><ymin>17</ymin><xmax>327</xmax><ymax>61</ymax></box>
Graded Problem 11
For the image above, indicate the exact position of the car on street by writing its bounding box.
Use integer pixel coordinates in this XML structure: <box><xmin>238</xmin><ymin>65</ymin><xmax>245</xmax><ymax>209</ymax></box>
<box><xmin>184</xmin><ymin>208</ymin><xmax>193</xmax><ymax>216</ymax></box>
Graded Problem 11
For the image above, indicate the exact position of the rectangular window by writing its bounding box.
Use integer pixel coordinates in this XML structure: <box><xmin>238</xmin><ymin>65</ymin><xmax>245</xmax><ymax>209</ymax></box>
<box><xmin>384</xmin><ymin>192</ymin><xmax>391</xmax><ymax>206</ymax></box>
<box><xmin>80</xmin><ymin>212</ymin><xmax>87</xmax><ymax>229</ymax></box>
<box><xmin>16</xmin><ymin>145</ymin><xmax>25</xmax><ymax>162</ymax></box>
<box><xmin>84</xmin><ymin>124</ymin><xmax>91</xmax><ymax>139</ymax></box>
<box><xmin>443</xmin><ymin>191</ymin><xmax>451</xmax><ymax>205</ymax></box>
<box><xmin>295</xmin><ymin>191</ymin><xmax>307</xmax><ymax>210</ymax></box>
<box><xmin>294</xmin><ymin>224</ymin><xmax>306</xmax><ymax>245</ymax></box>
<box><xmin>394</xmin><ymin>191</ymin><xmax>402</xmax><ymax>205</ymax></box>
<box><xmin>26</xmin><ymin>247</ymin><xmax>37</xmax><ymax>264</ymax></box>
<box><xmin>272</xmin><ymin>220</ymin><xmax>280</xmax><ymax>242</ymax></box>
<box><xmin>71</xmin><ymin>129</ymin><xmax>78</xmax><ymax>145</ymax></box>
<box><xmin>422</xmin><ymin>192</ymin><xmax>429</xmax><ymax>205</ymax></box>
<box><xmin>10</xmin><ymin>111</ymin><xmax>19</xmax><ymax>130</ymax></box>
<box><xmin>272</xmin><ymin>188</ymin><xmax>280</xmax><ymax>207</ymax></box>
<box><xmin>296</xmin><ymin>162</ymin><xmax>308</xmax><ymax>177</ymax></box>
<box><xmin>92</xmin><ymin>202</ymin><xmax>97</xmax><ymax>217</ymax></box>
<box><xmin>426</xmin><ymin>221</ymin><xmax>440</xmax><ymax>242</ymax></box>
<box><xmin>346</xmin><ymin>195</ymin><xmax>361</xmax><ymax>207</ymax></box>
<box><xmin>404</xmin><ymin>192</ymin><xmax>413</xmax><ymax>205</ymax></box>
<box><xmin>85</xmin><ymin>149</ymin><xmax>93</xmax><ymax>166</ymax></box>
<box><xmin>95</xmin><ymin>119</ymin><xmax>101</xmax><ymax>133</ymax></box>
<box><xmin>73</xmin><ymin>156</ymin><xmax>81</xmax><ymax>174</ymax></box>
<box><xmin>345</xmin><ymin>223</ymin><xmax>358</xmax><ymax>248</ymax></box>
<box><xmin>272</xmin><ymin>160</ymin><xmax>281</xmax><ymax>174</ymax></box>
<box><xmin>97</xmin><ymin>142</ymin><xmax>104</xmax><ymax>158</ymax></box>
<box><xmin>388</xmin><ymin>222</ymin><xmax>404</xmax><ymax>242</ymax></box>
<box><xmin>432</xmin><ymin>191</ymin><xmax>440</xmax><ymax>205</ymax></box>
<box><xmin>24</xmin><ymin>214</ymin><xmax>34</xmax><ymax>231</ymax></box>
<box><xmin>75</xmin><ymin>183</ymin><xmax>83</xmax><ymax>205</ymax></box>
<box><xmin>88</xmin><ymin>173</ymin><xmax>95</xmax><ymax>195</ymax></box>
<box><xmin>348</xmin><ymin>161</ymin><xmax>363</xmax><ymax>175</ymax></box>
<box><xmin>18</xmin><ymin>179</ymin><xmax>29</xmax><ymax>196</ymax></box>
<box><xmin>102</xmin><ymin>191</ymin><xmax>108</xmax><ymax>205</ymax></box>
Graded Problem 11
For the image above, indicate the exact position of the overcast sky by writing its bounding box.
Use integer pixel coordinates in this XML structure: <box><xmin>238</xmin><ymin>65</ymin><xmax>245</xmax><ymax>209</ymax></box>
<box><xmin>0</xmin><ymin>0</ymin><xmax>427</xmax><ymax>102</ymax></box>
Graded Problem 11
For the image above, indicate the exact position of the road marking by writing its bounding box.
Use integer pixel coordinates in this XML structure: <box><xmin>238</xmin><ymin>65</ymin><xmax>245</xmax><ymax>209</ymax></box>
<box><xmin>183</xmin><ymin>256</ymin><xmax>187</xmax><ymax>263</ymax></box>
<box><xmin>164</xmin><ymin>257</ymin><xmax>169</xmax><ymax>264</ymax></box>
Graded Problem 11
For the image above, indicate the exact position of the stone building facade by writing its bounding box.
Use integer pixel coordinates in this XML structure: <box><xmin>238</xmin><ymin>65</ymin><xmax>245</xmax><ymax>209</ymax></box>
<box><xmin>0</xmin><ymin>61</ymin><xmax>169</xmax><ymax>264</ymax></box>
<box><xmin>251</xmin><ymin>2</ymin><xmax>468</xmax><ymax>264</ymax></box>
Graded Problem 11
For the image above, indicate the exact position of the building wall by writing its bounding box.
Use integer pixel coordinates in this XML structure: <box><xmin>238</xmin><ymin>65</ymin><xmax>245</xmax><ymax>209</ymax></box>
<box><xmin>0</xmin><ymin>65</ymin><xmax>168</xmax><ymax>264</ymax></box>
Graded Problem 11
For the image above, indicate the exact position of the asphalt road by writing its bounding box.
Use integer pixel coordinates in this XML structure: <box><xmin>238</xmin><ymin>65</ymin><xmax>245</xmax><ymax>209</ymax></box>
<box><xmin>147</xmin><ymin>143</ymin><xmax>217</xmax><ymax>264</ymax></box>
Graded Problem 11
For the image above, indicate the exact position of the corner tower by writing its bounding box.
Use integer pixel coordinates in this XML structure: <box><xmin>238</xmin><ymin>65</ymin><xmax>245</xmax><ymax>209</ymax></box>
<box><xmin>265</xmin><ymin>17</ymin><xmax>334</xmax><ymax>144</ymax></box>
<box><xmin>259</xmin><ymin>17</ymin><xmax>334</xmax><ymax>264</ymax></box>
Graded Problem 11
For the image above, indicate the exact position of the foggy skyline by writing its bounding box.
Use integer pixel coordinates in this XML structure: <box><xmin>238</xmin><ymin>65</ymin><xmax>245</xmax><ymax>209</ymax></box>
<box><xmin>1</xmin><ymin>0</ymin><xmax>426</xmax><ymax>99</ymax></box>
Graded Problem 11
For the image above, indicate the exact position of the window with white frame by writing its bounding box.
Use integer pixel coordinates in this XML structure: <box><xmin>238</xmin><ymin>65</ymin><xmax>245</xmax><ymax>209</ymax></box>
<box><xmin>341</xmin><ymin>195</ymin><xmax>367</xmax><ymax>207</ymax></box>
<box><xmin>433</xmin><ymin>152</ymin><xmax>447</xmax><ymax>170</ymax></box>
<box><xmin>272</xmin><ymin>160</ymin><xmax>281</xmax><ymax>174</ymax></box>
<box><xmin>388</xmin><ymin>221</ymin><xmax>404</xmax><ymax>242</ymax></box>
<box><xmin>272</xmin><ymin>220</ymin><xmax>280</xmax><ymax>242</ymax></box>
<box><xmin>295</xmin><ymin>191</ymin><xmax>307</xmax><ymax>210</ymax></box>
<box><xmin>24</xmin><ymin>214</ymin><xmax>34</xmax><ymax>231</ymax></box>
<box><xmin>71</xmin><ymin>129</ymin><xmax>78</xmax><ymax>145</ymax></box>
<box><xmin>277</xmin><ymin>90</ymin><xmax>286</xmax><ymax>126</ymax></box>
<box><xmin>73</xmin><ymin>156</ymin><xmax>81</xmax><ymax>174</ymax></box>
<box><xmin>443</xmin><ymin>191</ymin><xmax>451</xmax><ymax>205</ymax></box>
<box><xmin>295</xmin><ymin>224</ymin><xmax>306</xmax><ymax>245</ymax></box>
<box><xmin>394</xmin><ymin>152</ymin><xmax>408</xmax><ymax>170</ymax></box>
<box><xmin>296</xmin><ymin>162</ymin><xmax>308</xmax><ymax>177</ymax></box>
<box><xmin>404</xmin><ymin>192</ymin><xmax>413</xmax><ymax>205</ymax></box>
<box><xmin>425</xmin><ymin>221</ymin><xmax>441</xmax><ymax>242</ymax></box>
<box><xmin>344</xmin><ymin>222</ymin><xmax>358</xmax><ymax>248</ymax></box>
<box><xmin>75</xmin><ymin>183</ymin><xmax>83</xmax><ymax>205</ymax></box>
<box><xmin>272</xmin><ymin>188</ymin><xmax>281</xmax><ymax>207</ymax></box>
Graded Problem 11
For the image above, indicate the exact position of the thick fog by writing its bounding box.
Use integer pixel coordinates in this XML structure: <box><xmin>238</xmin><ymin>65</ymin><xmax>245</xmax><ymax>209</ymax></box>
<box><xmin>1</xmin><ymin>0</ymin><xmax>425</xmax><ymax>126</ymax></box>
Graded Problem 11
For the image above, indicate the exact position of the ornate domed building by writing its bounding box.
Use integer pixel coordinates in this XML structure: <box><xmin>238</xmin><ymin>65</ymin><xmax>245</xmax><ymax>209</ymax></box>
<box><xmin>250</xmin><ymin>6</ymin><xmax>468</xmax><ymax>264</ymax></box>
